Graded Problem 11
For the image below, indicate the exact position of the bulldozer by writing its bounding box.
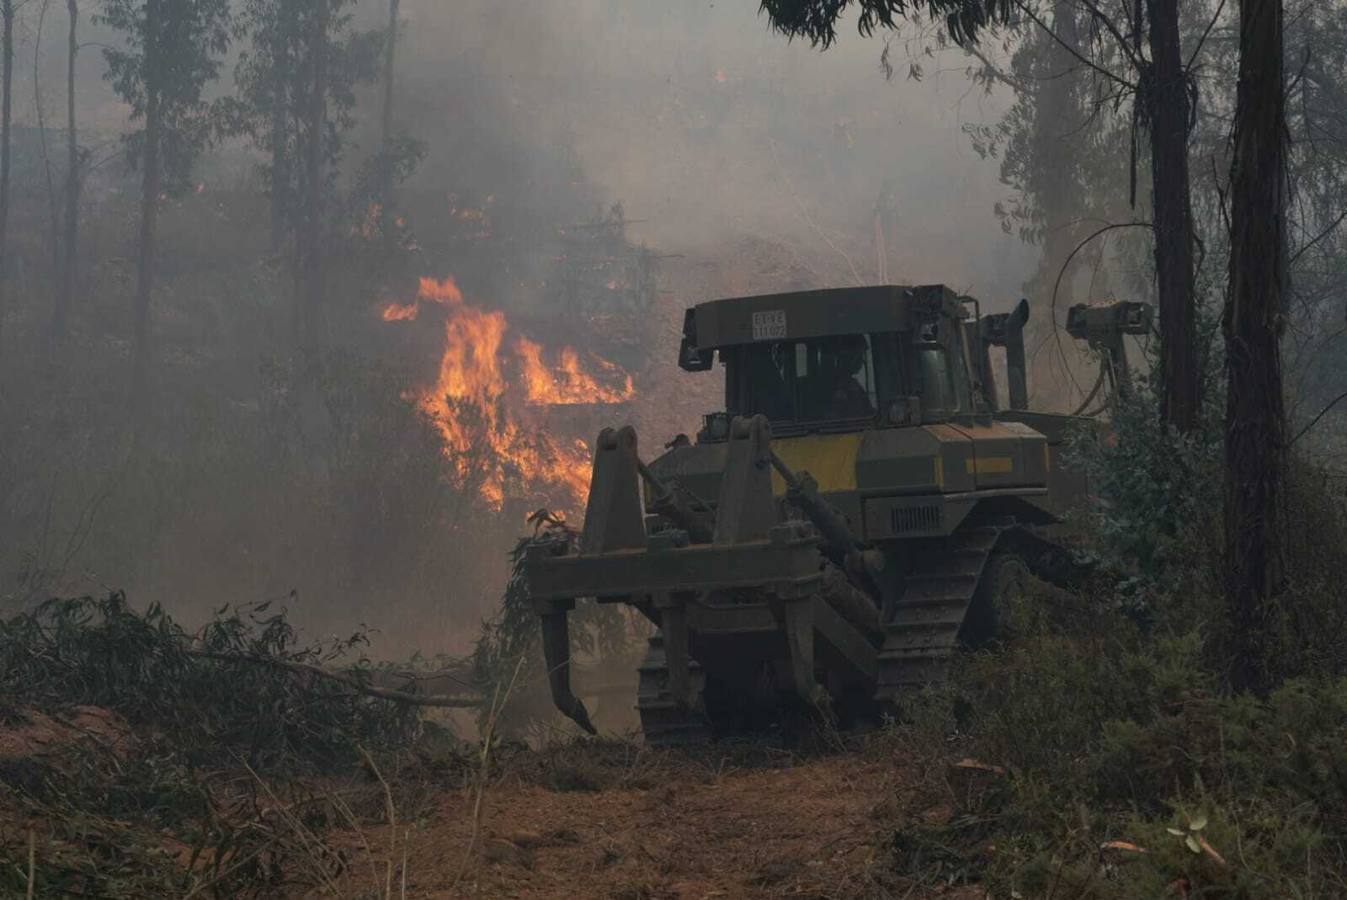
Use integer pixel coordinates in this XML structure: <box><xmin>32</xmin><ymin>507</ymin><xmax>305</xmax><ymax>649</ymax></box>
<box><xmin>523</xmin><ymin>285</ymin><xmax>1150</xmax><ymax>744</ymax></box>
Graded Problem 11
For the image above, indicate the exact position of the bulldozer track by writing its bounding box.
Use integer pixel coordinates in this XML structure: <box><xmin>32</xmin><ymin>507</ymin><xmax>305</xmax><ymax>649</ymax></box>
<box><xmin>636</xmin><ymin>632</ymin><xmax>712</xmax><ymax>746</ymax></box>
<box><xmin>877</xmin><ymin>525</ymin><xmax>1003</xmax><ymax>698</ymax></box>
<box><xmin>637</xmin><ymin>525</ymin><xmax>1010</xmax><ymax>742</ymax></box>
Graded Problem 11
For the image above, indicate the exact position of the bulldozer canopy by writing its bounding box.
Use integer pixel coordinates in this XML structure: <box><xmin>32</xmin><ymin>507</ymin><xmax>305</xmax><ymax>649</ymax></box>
<box><xmin>684</xmin><ymin>284</ymin><xmax>964</xmax><ymax>353</ymax></box>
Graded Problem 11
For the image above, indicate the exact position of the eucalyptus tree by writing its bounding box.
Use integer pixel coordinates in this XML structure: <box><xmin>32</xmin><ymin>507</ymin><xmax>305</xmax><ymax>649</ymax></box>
<box><xmin>229</xmin><ymin>0</ymin><xmax>381</xmax><ymax>355</ymax></box>
<box><xmin>379</xmin><ymin>0</ymin><xmax>399</xmax><ymax>206</ymax></box>
<box><xmin>99</xmin><ymin>0</ymin><xmax>232</xmax><ymax>414</ymax></box>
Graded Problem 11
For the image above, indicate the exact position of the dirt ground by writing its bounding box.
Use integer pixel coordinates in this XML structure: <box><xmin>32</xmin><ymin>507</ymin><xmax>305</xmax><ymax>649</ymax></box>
<box><xmin>324</xmin><ymin>742</ymin><xmax>953</xmax><ymax>899</ymax></box>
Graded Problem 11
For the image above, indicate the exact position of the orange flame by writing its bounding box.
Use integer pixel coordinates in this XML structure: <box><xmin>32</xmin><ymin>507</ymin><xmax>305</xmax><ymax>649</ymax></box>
<box><xmin>381</xmin><ymin>303</ymin><xmax>420</xmax><ymax>321</ymax></box>
<box><xmin>383</xmin><ymin>276</ymin><xmax>633</xmax><ymax>511</ymax></box>
<box><xmin>515</xmin><ymin>338</ymin><xmax>635</xmax><ymax>406</ymax></box>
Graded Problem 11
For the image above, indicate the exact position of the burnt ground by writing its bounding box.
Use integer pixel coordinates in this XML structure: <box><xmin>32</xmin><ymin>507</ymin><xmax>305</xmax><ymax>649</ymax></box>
<box><xmin>319</xmin><ymin>737</ymin><xmax>979</xmax><ymax>900</ymax></box>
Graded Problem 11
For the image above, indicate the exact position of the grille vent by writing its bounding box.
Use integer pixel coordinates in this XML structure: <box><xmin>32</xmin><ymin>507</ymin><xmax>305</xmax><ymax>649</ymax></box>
<box><xmin>891</xmin><ymin>505</ymin><xmax>941</xmax><ymax>533</ymax></box>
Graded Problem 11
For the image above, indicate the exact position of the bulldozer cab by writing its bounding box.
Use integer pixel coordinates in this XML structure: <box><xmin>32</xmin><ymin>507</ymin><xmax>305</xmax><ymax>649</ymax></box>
<box><xmin>680</xmin><ymin>285</ymin><xmax>1021</xmax><ymax>439</ymax></box>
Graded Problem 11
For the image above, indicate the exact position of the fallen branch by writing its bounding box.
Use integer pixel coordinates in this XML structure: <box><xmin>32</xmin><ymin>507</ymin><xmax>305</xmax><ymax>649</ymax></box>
<box><xmin>185</xmin><ymin>649</ymin><xmax>483</xmax><ymax>708</ymax></box>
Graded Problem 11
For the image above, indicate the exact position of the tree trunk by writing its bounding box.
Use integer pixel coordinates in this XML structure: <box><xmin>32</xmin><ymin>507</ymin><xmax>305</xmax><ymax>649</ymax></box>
<box><xmin>132</xmin><ymin>0</ymin><xmax>163</xmax><ymax>420</ymax></box>
<box><xmin>1035</xmin><ymin>4</ymin><xmax>1084</xmax><ymax>306</ymax></box>
<box><xmin>295</xmin><ymin>0</ymin><xmax>328</xmax><ymax>356</ymax></box>
<box><xmin>1016</xmin><ymin>4</ymin><xmax>1091</xmax><ymax>405</ymax></box>
<box><xmin>33</xmin><ymin>0</ymin><xmax>59</xmax><ymax>293</ymax></box>
<box><xmin>1224</xmin><ymin>0</ymin><xmax>1286</xmax><ymax>694</ymax></box>
<box><xmin>0</xmin><ymin>1</ymin><xmax>13</xmax><ymax>366</ymax></box>
<box><xmin>1144</xmin><ymin>0</ymin><xmax>1199</xmax><ymax>432</ymax></box>
<box><xmin>380</xmin><ymin>0</ymin><xmax>399</xmax><ymax>201</ymax></box>
<box><xmin>269</xmin><ymin>28</ymin><xmax>289</xmax><ymax>253</ymax></box>
<box><xmin>53</xmin><ymin>0</ymin><xmax>78</xmax><ymax>344</ymax></box>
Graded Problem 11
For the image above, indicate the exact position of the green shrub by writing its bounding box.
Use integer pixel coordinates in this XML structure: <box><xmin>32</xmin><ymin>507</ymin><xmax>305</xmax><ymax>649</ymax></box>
<box><xmin>1066</xmin><ymin>381</ymin><xmax>1223</xmax><ymax>602</ymax></box>
<box><xmin>891</xmin><ymin>582</ymin><xmax>1347</xmax><ymax>897</ymax></box>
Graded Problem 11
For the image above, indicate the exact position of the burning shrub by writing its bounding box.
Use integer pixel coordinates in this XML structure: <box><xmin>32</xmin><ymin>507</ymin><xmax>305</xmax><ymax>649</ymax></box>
<box><xmin>379</xmin><ymin>275</ymin><xmax>636</xmax><ymax>514</ymax></box>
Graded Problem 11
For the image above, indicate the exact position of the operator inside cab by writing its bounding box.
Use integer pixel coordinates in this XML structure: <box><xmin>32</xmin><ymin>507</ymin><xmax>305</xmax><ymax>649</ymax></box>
<box><xmin>734</xmin><ymin>334</ymin><xmax>880</xmax><ymax>426</ymax></box>
<box><xmin>807</xmin><ymin>335</ymin><xmax>875</xmax><ymax>419</ymax></box>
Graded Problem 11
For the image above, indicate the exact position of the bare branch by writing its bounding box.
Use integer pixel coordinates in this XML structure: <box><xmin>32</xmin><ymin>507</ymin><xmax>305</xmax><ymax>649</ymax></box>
<box><xmin>185</xmin><ymin>649</ymin><xmax>484</xmax><ymax>708</ymax></box>
<box><xmin>1076</xmin><ymin>0</ymin><xmax>1145</xmax><ymax>72</ymax></box>
<box><xmin>1013</xmin><ymin>1</ymin><xmax>1137</xmax><ymax>92</ymax></box>
<box><xmin>1291</xmin><ymin>388</ymin><xmax>1347</xmax><ymax>446</ymax></box>
<box><xmin>1185</xmin><ymin>0</ymin><xmax>1229</xmax><ymax>70</ymax></box>
<box><xmin>1289</xmin><ymin>208</ymin><xmax>1347</xmax><ymax>266</ymax></box>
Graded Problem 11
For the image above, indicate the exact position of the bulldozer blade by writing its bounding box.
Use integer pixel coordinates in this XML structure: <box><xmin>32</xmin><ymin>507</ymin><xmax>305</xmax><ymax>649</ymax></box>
<box><xmin>713</xmin><ymin>415</ymin><xmax>776</xmax><ymax>544</ymax></box>
<box><xmin>581</xmin><ymin>426</ymin><xmax>647</xmax><ymax>556</ymax></box>
<box><xmin>540</xmin><ymin>606</ymin><xmax>597</xmax><ymax>735</ymax></box>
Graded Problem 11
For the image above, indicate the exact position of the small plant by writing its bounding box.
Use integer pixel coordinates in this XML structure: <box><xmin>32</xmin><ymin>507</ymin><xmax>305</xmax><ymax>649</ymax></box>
<box><xmin>1166</xmin><ymin>813</ymin><xmax>1226</xmax><ymax>864</ymax></box>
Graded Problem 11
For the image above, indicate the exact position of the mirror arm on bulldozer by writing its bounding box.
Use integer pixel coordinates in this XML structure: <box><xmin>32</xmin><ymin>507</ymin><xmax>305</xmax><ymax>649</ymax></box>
<box><xmin>978</xmin><ymin>298</ymin><xmax>1031</xmax><ymax>411</ymax></box>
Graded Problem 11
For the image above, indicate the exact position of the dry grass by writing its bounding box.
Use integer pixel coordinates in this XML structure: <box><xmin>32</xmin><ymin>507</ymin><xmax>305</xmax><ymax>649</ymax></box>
<box><xmin>315</xmin><ymin>730</ymin><xmax>926</xmax><ymax>900</ymax></box>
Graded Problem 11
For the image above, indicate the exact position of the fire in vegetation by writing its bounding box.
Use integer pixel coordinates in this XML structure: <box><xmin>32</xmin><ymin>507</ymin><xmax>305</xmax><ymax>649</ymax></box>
<box><xmin>515</xmin><ymin>337</ymin><xmax>634</xmax><ymax>405</ymax></box>
<box><xmin>381</xmin><ymin>276</ymin><xmax>635</xmax><ymax>512</ymax></box>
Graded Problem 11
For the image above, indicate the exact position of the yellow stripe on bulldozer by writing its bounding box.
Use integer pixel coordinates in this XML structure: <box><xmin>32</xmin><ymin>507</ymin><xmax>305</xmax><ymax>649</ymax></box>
<box><xmin>965</xmin><ymin>456</ymin><xmax>1014</xmax><ymax>476</ymax></box>
<box><xmin>770</xmin><ymin>433</ymin><xmax>862</xmax><ymax>495</ymax></box>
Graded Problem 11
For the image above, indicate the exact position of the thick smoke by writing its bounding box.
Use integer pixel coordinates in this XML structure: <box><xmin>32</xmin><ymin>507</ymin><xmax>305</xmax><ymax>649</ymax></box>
<box><xmin>392</xmin><ymin>1</ymin><xmax>1030</xmax><ymax>301</ymax></box>
<box><xmin>0</xmin><ymin>1</ymin><xmax>1034</xmax><ymax>656</ymax></box>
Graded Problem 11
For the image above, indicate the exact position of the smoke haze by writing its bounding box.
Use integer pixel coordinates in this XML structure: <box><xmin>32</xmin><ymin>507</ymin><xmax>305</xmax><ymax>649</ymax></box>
<box><xmin>0</xmin><ymin>1</ymin><xmax>1038</xmax><ymax>656</ymax></box>
<box><xmin>392</xmin><ymin>1</ymin><xmax>1030</xmax><ymax>299</ymax></box>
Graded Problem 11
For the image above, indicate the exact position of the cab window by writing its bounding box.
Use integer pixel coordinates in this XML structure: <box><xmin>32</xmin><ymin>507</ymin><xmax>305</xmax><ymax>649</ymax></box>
<box><xmin>915</xmin><ymin>345</ymin><xmax>960</xmax><ymax>413</ymax></box>
<box><xmin>733</xmin><ymin>335</ymin><xmax>879</xmax><ymax>424</ymax></box>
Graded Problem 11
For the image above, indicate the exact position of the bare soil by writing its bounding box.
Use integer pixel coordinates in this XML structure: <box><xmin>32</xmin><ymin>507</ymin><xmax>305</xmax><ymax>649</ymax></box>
<box><xmin>324</xmin><ymin>742</ymin><xmax>952</xmax><ymax>899</ymax></box>
<box><xmin>0</xmin><ymin>705</ymin><xmax>133</xmax><ymax>762</ymax></box>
